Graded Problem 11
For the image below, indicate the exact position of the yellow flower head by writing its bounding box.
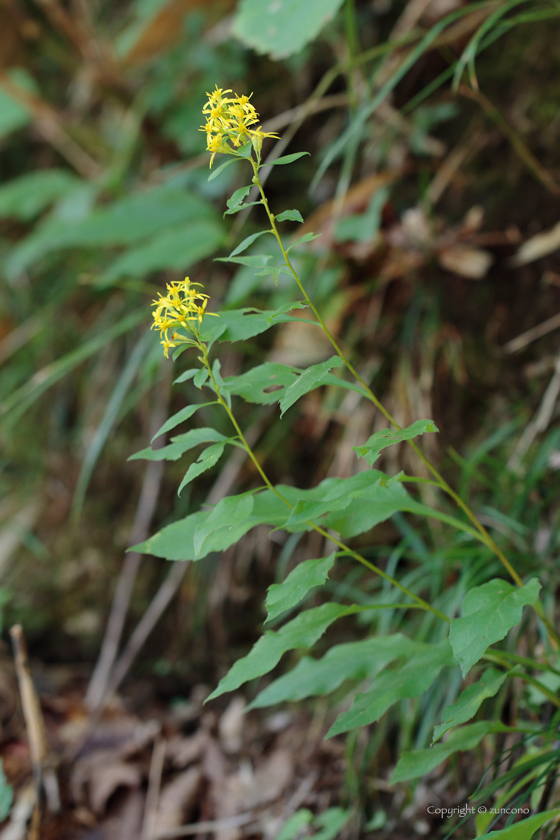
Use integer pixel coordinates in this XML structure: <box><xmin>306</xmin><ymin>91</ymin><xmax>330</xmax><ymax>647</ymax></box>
<box><xmin>151</xmin><ymin>277</ymin><xmax>217</xmax><ymax>357</ymax></box>
<box><xmin>200</xmin><ymin>85</ymin><xmax>280</xmax><ymax>167</ymax></box>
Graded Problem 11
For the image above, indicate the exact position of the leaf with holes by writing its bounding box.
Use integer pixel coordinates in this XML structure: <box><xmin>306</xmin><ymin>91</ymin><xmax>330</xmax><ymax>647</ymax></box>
<box><xmin>193</xmin><ymin>493</ymin><xmax>255</xmax><ymax>557</ymax></box>
<box><xmin>265</xmin><ymin>554</ymin><xmax>335</xmax><ymax>622</ymax></box>
<box><xmin>276</xmin><ymin>209</ymin><xmax>304</xmax><ymax>223</ymax></box>
<box><xmin>224</xmin><ymin>362</ymin><xmax>300</xmax><ymax>405</ymax></box>
<box><xmin>450</xmin><ymin>578</ymin><xmax>541</xmax><ymax>676</ymax></box>
<box><xmin>353</xmin><ymin>419</ymin><xmax>439</xmax><ymax>467</ymax></box>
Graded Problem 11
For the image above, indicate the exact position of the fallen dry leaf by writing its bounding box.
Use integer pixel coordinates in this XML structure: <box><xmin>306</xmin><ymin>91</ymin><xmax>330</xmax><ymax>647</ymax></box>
<box><xmin>511</xmin><ymin>221</ymin><xmax>560</xmax><ymax>266</ymax></box>
<box><xmin>152</xmin><ymin>766</ymin><xmax>202</xmax><ymax>835</ymax></box>
<box><xmin>438</xmin><ymin>245</ymin><xmax>493</xmax><ymax>279</ymax></box>
<box><xmin>71</xmin><ymin>749</ymin><xmax>142</xmax><ymax>815</ymax></box>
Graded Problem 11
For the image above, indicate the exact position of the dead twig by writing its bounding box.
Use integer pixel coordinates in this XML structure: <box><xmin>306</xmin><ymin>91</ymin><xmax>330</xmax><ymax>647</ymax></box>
<box><xmin>503</xmin><ymin>312</ymin><xmax>560</xmax><ymax>354</ymax></box>
<box><xmin>508</xmin><ymin>352</ymin><xmax>560</xmax><ymax>471</ymax></box>
<box><xmin>9</xmin><ymin>625</ymin><xmax>60</xmax><ymax>840</ymax></box>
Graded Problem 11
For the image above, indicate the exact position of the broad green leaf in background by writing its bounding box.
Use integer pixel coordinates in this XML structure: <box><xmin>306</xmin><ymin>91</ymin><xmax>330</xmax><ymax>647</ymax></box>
<box><xmin>279</xmin><ymin>356</ymin><xmax>344</xmax><ymax>416</ymax></box>
<box><xmin>151</xmin><ymin>402</ymin><xmax>219</xmax><ymax>442</ymax></box>
<box><xmin>233</xmin><ymin>0</ymin><xmax>346</xmax><ymax>59</ymax></box>
<box><xmin>206</xmin><ymin>603</ymin><xmax>360</xmax><ymax>701</ymax></box>
<box><xmin>450</xmin><ymin>578</ymin><xmax>541</xmax><ymax>676</ymax></box>
<box><xmin>0</xmin><ymin>69</ymin><xmax>36</xmax><ymax>138</ymax></box>
<box><xmin>130</xmin><ymin>428</ymin><xmax>226</xmax><ymax>462</ymax></box>
<box><xmin>265</xmin><ymin>554</ymin><xmax>335</xmax><ymax>622</ymax></box>
<box><xmin>99</xmin><ymin>218</ymin><xmax>225</xmax><ymax>284</ymax></box>
<box><xmin>0</xmin><ymin>169</ymin><xmax>80</xmax><ymax>220</ymax></box>
<box><xmin>312</xmin><ymin>808</ymin><xmax>351</xmax><ymax>840</ymax></box>
<box><xmin>476</xmin><ymin>808</ymin><xmax>560</xmax><ymax>840</ymax></box>
<box><xmin>275</xmin><ymin>809</ymin><xmax>313</xmax><ymax>840</ymax></box>
<box><xmin>177</xmin><ymin>439</ymin><xmax>233</xmax><ymax>495</ymax></box>
<box><xmin>391</xmin><ymin>721</ymin><xmax>492</xmax><ymax>784</ymax></box>
<box><xmin>249</xmin><ymin>633</ymin><xmax>421</xmax><ymax>708</ymax></box>
<box><xmin>433</xmin><ymin>667</ymin><xmax>507</xmax><ymax>742</ymax></box>
<box><xmin>327</xmin><ymin>638</ymin><xmax>454</xmax><ymax>737</ymax></box>
<box><xmin>353</xmin><ymin>419</ymin><xmax>439</xmax><ymax>467</ymax></box>
<box><xmin>276</xmin><ymin>209</ymin><xmax>304</xmax><ymax>223</ymax></box>
<box><xmin>0</xmin><ymin>760</ymin><xmax>13</xmax><ymax>822</ymax></box>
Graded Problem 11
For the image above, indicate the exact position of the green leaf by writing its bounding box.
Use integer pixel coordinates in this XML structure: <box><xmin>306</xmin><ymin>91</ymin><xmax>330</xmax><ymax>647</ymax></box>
<box><xmin>450</xmin><ymin>578</ymin><xmax>541</xmax><ymax>676</ymax></box>
<box><xmin>391</xmin><ymin>721</ymin><xmax>492</xmax><ymax>784</ymax></box>
<box><xmin>228</xmin><ymin>230</ymin><xmax>272</xmax><ymax>258</ymax></box>
<box><xmin>286</xmin><ymin>231</ymin><xmax>322</xmax><ymax>252</ymax></box>
<box><xmin>224</xmin><ymin>200</ymin><xmax>262</xmax><ymax>216</ymax></box>
<box><xmin>216</xmin><ymin>254</ymin><xmax>272</xmax><ymax>268</ymax></box>
<box><xmin>0</xmin><ymin>759</ymin><xmax>13</xmax><ymax>822</ymax></box>
<box><xmin>264</xmin><ymin>152</ymin><xmax>310</xmax><ymax>166</ymax></box>
<box><xmin>279</xmin><ymin>356</ymin><xmax>344</xmax><ymax>416</ymax></box>
<box><xmin>193</xmin><ymin>368</ymin><xmax>209</xmax><ymax>388</ymax></box>
<box><xmin>0</xmin><ymin>69</ymin><xmax>36</xmax><ymax>138</ymax></box>
<box><xmin>99</xmin><ymin>219</ymin><xmax>225</xmax><ymax>285</ymax></box>
<box><xmin>276</xmin><ymin>209</ymin><xmax>304</xmax><ymax>223</ymax></box>
<box><xmin>249</xmin><ymin>633</ymin><xmax>420</xmax><ymax>709</ymax></box>
<box><xmin>173</xmin><ymin>369</ymin><xmax>199</xmax><ymax>384</ymax></box>
<box><xmin>133</xmin><ymin>489</ymin><xmax>291</xmax><ymax>562</ymax></box>
<box><xmin>224</xmin><ymin>363</ymin><xmax>299</xmax><ymax>405</ymax></box>
<box><xmin>275</xmin><ymin>810</ymin><xmax>313</xmax><ymax>840</ymax></box>
<box><xmin>177</xmin><ymin>440</ymin><xmax>231</xmax><ymax>495</ymax></box>
<box><xmin>206</xmin><ymin>603</ymin><xmax>359</xmax><ymax>702</ymax></box>
<box><xmin>313</xmin><ymin>809</ymin><xmax>351</xmax><ymax>840</ymax></box>
<box><xmin>477</xmin><ymin>808</ymin><xmax>560</xmax><ymax>840</ymax></box>
<box><xmin>266</xmin><ymin>554</ymin><xmax>335</xmax><ymax>622</ymax></box>
<box><xmin>327</xmin><ymin>638</ymin><xmax>454</xmax><ymax>737</ymax></box>
<box><xmin>129</xmin><ymin>427</ymin><xmax>225</xmax><ymax>462</ymax></box>
<box><xmin>233</xmin><ymin>0</ymin><xmax>345</xmax><ymax>58</ymax></box>
<box><xmin>238</xmin><ymin>141</ymin><xmax>253</xmax><ymax>159</ymax></box>
<box><xmin>226</xmin><ymin>185</ymin><xmax>252</xmax><ymax>212</ymax></box>
<box><xmin>0</xmin><ymin>169</ymin><xmax>80</xmax><ymax>220</ymax></box>
<box><xmin>151</xmin><ymin>402</ymin><xmax>219</xmax><ymax>443</ymax></box>
<box><xmin>433</xmin><ymin>667</ymin><xmax>507</xmax><ymax>743</ymax></box>
<box><xmin>208</xmin><ymin>158</ymin><xmax>239</xmax><ymax>181</ymax></box>
<box><xmin>193</xmin><ymin>493</ymin><xmax>255</xmax><ymax>557</ymax></box>
<box><xmin>353</xmin><ymin>419</ymin><xmax>439</xmax><ymax>467</ymax></box>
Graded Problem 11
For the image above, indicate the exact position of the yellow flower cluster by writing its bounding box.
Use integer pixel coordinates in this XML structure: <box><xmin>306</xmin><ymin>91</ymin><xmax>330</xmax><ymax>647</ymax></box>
<box><xmin>200</xmin><ymin>86</ymin><xmax>279</xmax><ymax>167</ymax></box>
<box><xmin>151</xmin><ymin>277</ymin><xmax>216</xmax><ymax>357</ymax></box>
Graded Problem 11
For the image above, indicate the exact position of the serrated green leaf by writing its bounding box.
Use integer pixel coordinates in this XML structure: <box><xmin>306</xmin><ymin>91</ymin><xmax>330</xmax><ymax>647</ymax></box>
<box><xmin>276</xmin><ymin>209</ymin><xmax>304</xmax><ymax>223</ymax></box>
<box><xmin>327</xmin><ymin>638</ymin><xmax>454</xmax><ymax>737</ymax></box>
<box><xmin>177</xmin><ymin>440</ymin><xmax>231</xmax><ymax>495</ymax></box>
<box><xmin>433</xmin><ymin>667</ymin><xmax>507</xmax><ymax>743</ymax></box>
<box><xmin>391</xmin><ymin>722</ymin><xmax>492</xmax><ymax>784</ymax></box>
<box><xmin>279</xmin><ymin>356</ymin><xmax>343</xmax><ymax>416</ymax></box>
<box><xmin>477</xmin><ymin>808</ymin><xmax>560</xmax><ymax>840</ymax></box>
<box><xmin>129</xmin><ymin>427</ymin><xmax>225</xmax><ymax>462</ymax></box>
<box><xmin>206</xmin><ymin>603</ymin><xmax>359</xmax><ymax>702</ymax></box>
<box><xmin>266</xmin><ymin>554</ymin><xmax>335</xmax><ymax>622</ymax></box>
<box><xmin>249</xmin><ymin>633</ymin><xmax>420</xmax><ymax>709</ymax></box>
<box><xmin>353</xmin><ymin>419</ymin><xmax>439</xmax><ymax>467</ymax></box>
<box><xmin>151</xmin><ymin>402</ymin><xmax>219</xmax><ymax>443</ymax></box>
<box><xmin>133</xmin><ymin>489</ymin><xmax>290</xmax><ymax>562</ymax></box>
<box><xmin>193</xmin><ymin>493</ymin><xmax>255</xmax><ymax>557</ymax></box>
<box><xmin>264</xmin><ymin>151</ymin><xmax>310</xmax><ymax>166</ymax></box>
<box><xmin>208</xmin><ymin>157</ymin><xmax>239</xmax><ymax>181</ymax></box>
<box><xmin>226</xmin><ymin>185</ymin><xmax>252</xmax><ymax>212</ymax></box>
<box><xmin>224</xmin><ymin>362</ymin><xmax>300</xmax><ymax>405</ymax></box>
<box><xmin>450</xmin><ymin>578</ymin><xmax>541</xmax><ymax>676</ymax></box>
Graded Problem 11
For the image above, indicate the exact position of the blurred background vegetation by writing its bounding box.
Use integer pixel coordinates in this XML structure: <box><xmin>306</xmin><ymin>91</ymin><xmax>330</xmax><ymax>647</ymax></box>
<box><xmin>1</xmin><ymin>0</ymin><xmax>560</xmax><ymax>834</ymax></box>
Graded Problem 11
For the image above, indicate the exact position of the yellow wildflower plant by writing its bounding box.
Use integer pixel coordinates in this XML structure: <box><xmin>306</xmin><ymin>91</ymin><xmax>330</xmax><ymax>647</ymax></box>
<box><xmin>151</xmin><ymin>277</ymin><xmax>217</xmax><ymax>357</ymax></box>
<box><xmin>200</xmin><ymin>86</ymin><xmax>279</xmax><ymax>166</ymax></box>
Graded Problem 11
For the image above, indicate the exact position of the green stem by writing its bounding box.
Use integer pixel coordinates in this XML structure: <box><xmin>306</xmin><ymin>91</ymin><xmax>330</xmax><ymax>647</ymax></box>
<box><xmin>484</xmin><ymin>652</ymin><xmax>560</xmax><ymax>710</ymax></box>
<box><xmin>201</xmin><ymin>345</ymin><xmax>450</xmax><ymax>624</ymax></box>
<box><xmin>252</xmin><ymin>160</ymin><xmax>560</xmax><ymax>648</ymax></box>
